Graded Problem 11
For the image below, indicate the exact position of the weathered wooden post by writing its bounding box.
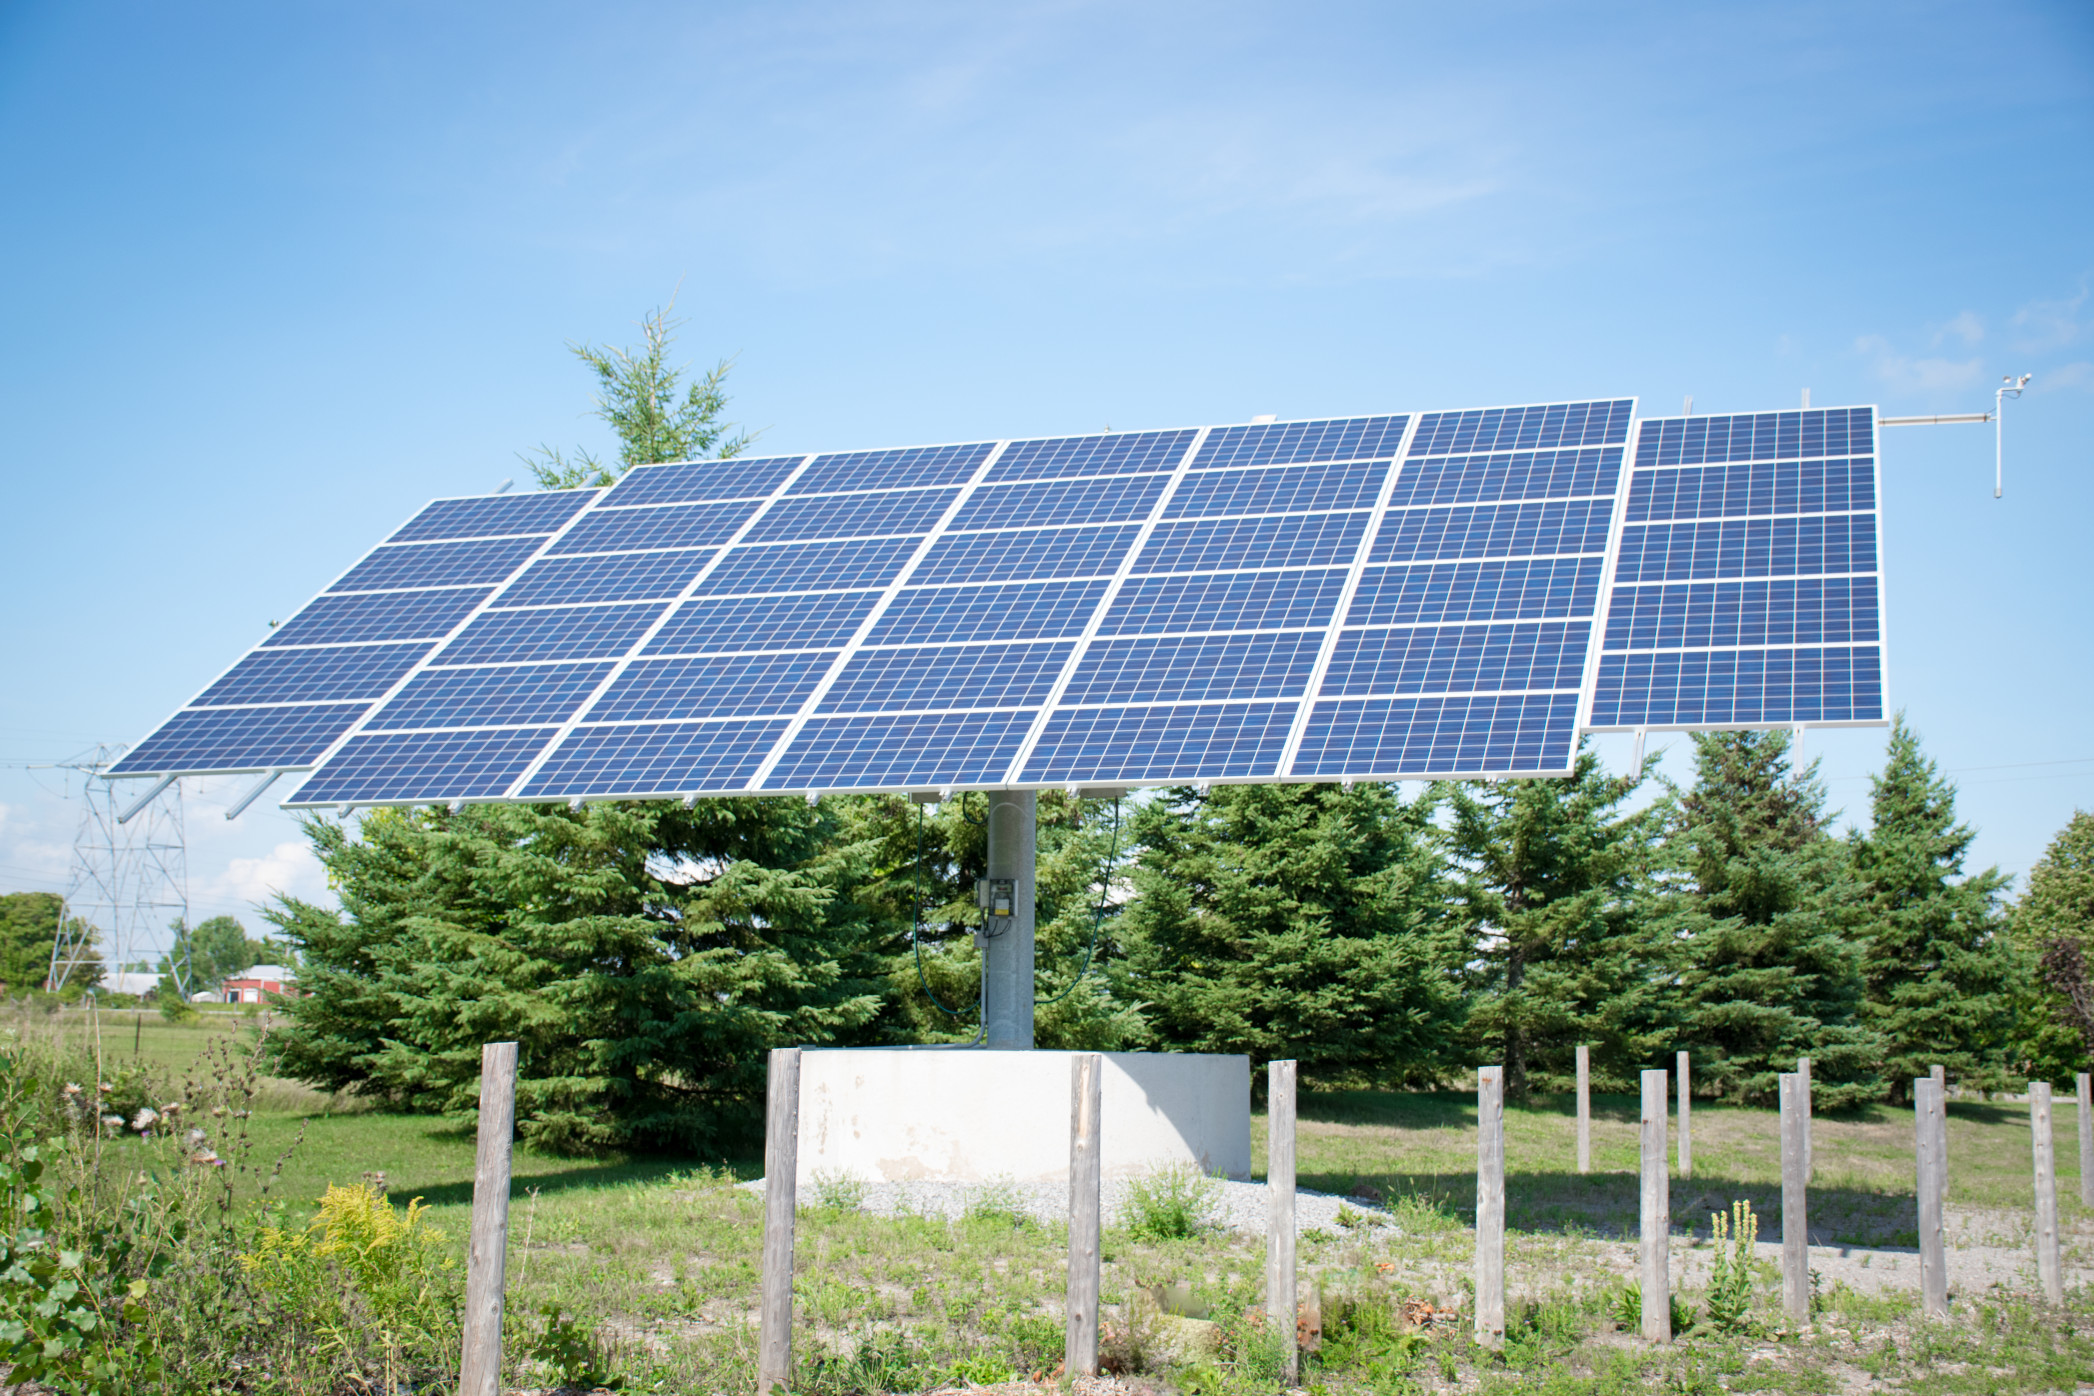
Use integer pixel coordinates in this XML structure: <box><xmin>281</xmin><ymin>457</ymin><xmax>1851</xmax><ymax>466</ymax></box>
<box><xmin>1575</xmin><ymin>1045</ymin><xmax>1591</xmax><ymax>1175</ymax></box>
<box><xmin>1915</xmin><ymin>1076</ymin><xmax>1948</xmax><ymax>1319</ymax></box>
<box><xmin>1066</xmin><ymin>1053</ymin><xmax>1103</xmax><ymax>1377</ymax></box>
<box><xmin>1676</xmin><ymin>1050</ymin><xmax>1692</xmax><ymax>1181</ymax></box>
<box><xmin>1266</xmin><ymin>1059</ymin><xmax>1299</xmax><ymax>1383</ymax></box>
<box><xmin>758</xmin><ymin>1047</ymin><xmax>802</xmax><ymax>1396</ymax></box>
<box><xmin>1475</xmin><ymin>1065</ymin><xmax>1505</xmax><ymax>1346</ymax></box>
<box><xmin>2078</xmin><ymin>1072</ymin><xmax>2093</xmax><ymax>1209</ymax></box>
<box><xmin>458</xmin><ymin>1041</ymin><xmax>518</xmax><ymax>1396</ymax></box>
<box><xmin>1797</xmin><ymin>1055</ymin><xmax>1813</xmax><ymax>1181</ymax></box>
<box><xmin>1779</xmin><ymin>1072</ymin><xmax>1809</xmax><ymax>1328</ymax></box>
<box><xmin>2032</xmin><ymin>1081</ymin><xmax>2063</xmax><ymax>1303</ymax></box>
<box><xmin>1640</xmin><ymin>1068</ymin><xmax>1670</xmax><ymax>1343</ymax></box>
<box><xmin>1932</xmin><ymin>1064</ymin><xmax>1950</xmax><ymax>1193</ymax></box>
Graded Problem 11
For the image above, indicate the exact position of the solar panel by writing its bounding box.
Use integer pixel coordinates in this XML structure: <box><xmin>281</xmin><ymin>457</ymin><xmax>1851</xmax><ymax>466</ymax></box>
<box><xmin>109</xmin><ymin>399</ymin><xmax>1888</xmax><ymax>804</ymax></box>
<box><xmin>1585</xmin><ymin>407</ymin><xmax>1885</xmax><ymax>731</ymax></box>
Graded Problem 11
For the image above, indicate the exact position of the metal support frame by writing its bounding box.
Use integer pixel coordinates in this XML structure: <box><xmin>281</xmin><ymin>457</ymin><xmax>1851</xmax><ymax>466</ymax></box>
<box><xmin>982</xmin><ymin>790</ymin><xmax>1037</xmax><ymax>1049</ymax></box>
<box><xmin>46</xmin><ymin>747</ymin><xmax>189</xmax><ymax>995</ymax></box>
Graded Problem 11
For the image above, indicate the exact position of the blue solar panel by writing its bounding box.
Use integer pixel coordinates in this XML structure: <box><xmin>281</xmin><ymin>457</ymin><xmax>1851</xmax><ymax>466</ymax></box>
<box><xmin>388</xmin><ymin>491</ymin><xmax>598</xmax><ymax>542</ymax></box>
<box><xmin>110</xmin><ymin>704</ymin><xmax>369</xmax><ymax>775</ymax></box>
<box><xmin>644</xmin><ymin>592</ymin><xmax>882</xmax><ymax>654</ymax></box>
<box><xmin>1408</xmin><ymin>401</ymin><xmax>1633</xmax><ymax>457</ymax></box>
<box><xmin>370</xmin><ymin>662</ymin><xmax>617</xmax><ymax>730</ymax></box>
<box><xmin>333</xmin><ymin>537</ymin><xmax>543</xmax><ymax>592</ymax></box>
<box><xmin>1193</xmin><ymin>417</ymin><xmax>1409</xmax><ymax>469</ymax></box>
<box><xmin>744</xmin><ymin>487</ymin><xmax>960</xmax><ymax>543</ymax></box>
<box><xmin>819</xmin><ymin>643</ymin><xmax>1074</xmax><ymax>712</ymax></box>
<box><xmin>548</xmin><ymin>500</ymin><xmax>760</xmax><ymax>554</ymax></box>
<box><xmin>763</xmin><ymin>712</ymin><xmax>1036</xmax><ymax>789</ymax></box>
<box><xmin>1020</xmin><ymin>703</ymin><xmax>1297</xmax><ymax>782</ymax></box>
<box><xmin>1135</xmin><ymin>513</ymin><xmax>1370</xmax><ymax>574</ymax></box>
<box><xmin>695</xmin><ymin>537</ymin><xmax>919</xmax><ymax>596</ymax></box>
<box><xmin>598</xmin><ymin>456</ymin><xmax>807</xmax><ymax>507</ymax></box>
<box><xmin>495</xmin><ymin>549</ymin><xmax>716</xmax><ymax>606</ymax></box>
<box><xmin>263</xmin><ymin>589</ymin><xmax>493</xmax><ymax>646</ymax></box>
<box><xmin>1101</xmin><ymin>570</ymin><xmax>1348</xmax><ymax>636</ymax></box>
<box><xmin>912</xmin><ymin>525</ymin><xmax>1142</xmax><ymax>585</ymax></box>
<box><xmin>1167</xmin><ymin>461</ymin><xmax>1389</xmax><ymax>518</ymax></box>
<box><xmin>523</xmin><ymin>720</ymin><xmax>790</xmax><ymax>797</ymax></box>
<box><xmin>1346</xmin><ymin>559</ymin><xmax>1602</xmax><ymax>626</ymax></box>
<box><xmin>435</xmin><ymin>603</ymin><xmax>667</xmax><ymax>665</ymax></box>
<box><xmin>294</xmin><ymin>728</ymin><xmax>557</xmax><ymax>803</ymax></box>
<box><xmin>1369</xmin><ymin>500</ymin><xmax>1614</xmax><ymax>564</ymax></box>
<box><xmin>1062</xmin><ymin>634</ymin><xmax>1324</xmax><ymax>704</ymax></box>
<box><xmin>949</xmin><ymin>474</ymin><xmax>1169</xmax><ymax>530</ymax></box>
<box><xmin>1294</xmin><ymin>694</ymin><xmax>1580</xmax><ymax>776</ymax></box>
<box><xmin>1321</xmin><ymin>622</ymin><xmax>1591</xmax><ymax>697</ymax></box>
<box><xmin>1390</xmin><ymin>449</ymin><xmax>1620</xmax><ymax>507</ymax></box>
<box><xmin>989</xmin><ymin>430</ymin><xmax>1197</xmax><ymax>481</ymax></box>
<box><xmin>790</xmin><ymin>443</ymin><xmax>995</xmax><ymax>495</ymax></box>
<box><xmin>195</xmin><ymin>644</ymin><xmax>432</xmax><ymax>706</ymax></box>
<box><xmin>1591</xmin><ymin>408</ymin><xmax>1884</xmax><ymax>731</ymax></box>
<box><xmin>588</xmin><ymin>654</ymin><xmax>834</xmax><ymax>721</ymax></box>
<box><xmin>866</xmin><ymin>580</ymin><xmax>1110</xmax><ymax>645</ymax></box>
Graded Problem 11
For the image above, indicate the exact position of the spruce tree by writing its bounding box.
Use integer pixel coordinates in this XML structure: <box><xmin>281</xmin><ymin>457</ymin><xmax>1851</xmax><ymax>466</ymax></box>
<box><xmin>2013</xmin><ymin>811</ymin><xmax>2094</xmax><ymax>1077</ymax></box>
<box><xmin>1851</xmin><ymin>714</ymin><xmax>2013</xmax><ymax>1099</ymax></box>
<box><xmin>1662</xmin><ymin>730</ymin><xmax>1881</xmax><ymax>1107</ymax></box>
<box><xmin>1115</xmin><ymin>781</ymin><xmax>1462</xmax><ymax>1083</ymax></box>
<box><xmin>1442</xmin><ymin>742</ymin><xmax>1668</xmax><ymax>1097</ymax></box>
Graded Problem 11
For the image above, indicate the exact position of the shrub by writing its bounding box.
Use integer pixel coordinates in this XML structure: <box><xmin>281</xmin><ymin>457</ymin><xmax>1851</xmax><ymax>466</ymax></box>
<box><xmin>1705</xmin><ymin>1200</ymin><xmax>1759</xmax><ymax>1333</ymax></box>
<box><xmin>808</xmin><ymin>1169</ymin><xmax>869</xmax><ymax>1212</ymax></box>
<box><xmin>1123</xmin><ymin>1163</ymin><xmax>1220</xmax><ymax>1241</ymax></box>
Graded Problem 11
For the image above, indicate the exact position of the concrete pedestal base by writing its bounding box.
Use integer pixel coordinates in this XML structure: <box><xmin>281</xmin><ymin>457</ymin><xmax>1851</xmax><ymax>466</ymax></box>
<box><xmin>795</xmin><ymin>1049</ymin><xmax>1251</xmax><ymax>1184</ymax></box>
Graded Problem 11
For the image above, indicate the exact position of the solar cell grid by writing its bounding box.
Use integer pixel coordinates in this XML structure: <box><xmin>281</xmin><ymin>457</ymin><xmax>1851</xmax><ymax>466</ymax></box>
<box><xmin>1293</xmin><ymin>693</ymin><xmax>1578</xmax><ymax>776</ymax></box>
<box><xmin>1627</xmin><ymin>458</ymin><xmax>1875</xmax><ymax>522</ymax></box>
<box><xmin>547</xmin><ymin>499</ymin><xmax>760</xmax><ymax>555</ymax></box>
<box><xmin>434</xmin><ymin>602</ymin><xmax>667</xmax><ymax>665</ymax></box>
<box><xmin>195</xmin><ymin>644</ymin><xmax>433</xmax><ymax>707</ymax></box>
<box><xmin>818</xmin><ymin>642</ymin><xmax>1075</xmax><ymax>713</ymax></box>
<box><xmin>789</xmin><ymin>442</ymin><xmax>995</xmax><ymax>495</ymax></box>
<box><xmin>1611</xmin><ymin>515</ymin><xmax>1875</xmax><ymax>583</ymax></box>
<box><xmin>988</xmin><ymin>429</ymin><xmax>1197</xmax><ymax>481</ymax></box>
<box><xmin>764</xmin><ymin>711</ymin><xmax>1036</xmax><ymax>789</ymax></box>
<box><xmin>1135</xmin><ymin>513</ymin><xmax>1369</xmax><ymax>574</ymax></box>
<box><xmin>1388</xmin><ymin>448</ymin><xmax>1619</xmax><ymax>507</ymax></box>
<box><xmin>744</xmin><ymin>486</ymin><xmax>960</xmax><ymax>543</ymax></box>
<box><xmin>1061</xmin><ymin>633</ymin><xmax>1325</xmax><ymax>705</ymax></box>
<box><xmin>1591</xmin><ymin>646</ymin><xmax>1883</xmax><ymax>727</ymax></box>
<box><xmin>1345</xmin><ymin>559</ymin><xmax>1602</xmax><ymax>626</ymax></box>
<box><xmin>1019</xmin><ymin>702</ymin><xmax>1296</xmax><ymax>783</ymax></box>
<box><xmin>865</xmin><ymin>579</ymin><xmax>1110</xmax><ymax>645</ymax></box>
<box><xmin>644</xmin><ymin>591</ymin><xmax>882</xmax><ymax>655</ymax></box>
<box><xmin>597</xmin><ymin>456</ymin><xmax>807</xmax><ymax>508</ymax></box>
<box><xmin>1370</xmin><ymin>499</ymin><xmax>1613</xmax><ymax>564</ymax></box>
<box><xmin>262</xmin><ymin>589</ymin><xmax>493</xmax><ymax>647</ymax></box>
<box><xmin>1192</xmin><ymin>416</ymin><xmax>1409</xmax><ymax>469</ymax></box>
<box><xmin>111</xmin><ymin>704</ymin><xmax>369</xmax><ymax>776</ymax></box>
<box><xmin>912</xmin><ymin>525</ymin><xmax>1142</xmax><ymax>585</ymax></box>
<box><xmin>586</xmin><ymin>653</ymin><xmax>835</xmax><ymax>722</ymax></box>
<box><xmin>388</xmin><ymin>490</ymin><xmax>597</xmax><ymax>543</ymax></box>
<box><xmin>370</xmin><ymin>662</ymin><xmax>617</xmax><ymax>730</ymax></box>
<box><xmin>1165</xmin><ymin>461</ymin><xmax>1389</xmax><ymax>518</ymax></box>
<box><xmin>1100</xmin><ymin>569</ymin><xmax>1349</xmax><ymax>636</ymax></box>
<box><xmin>494</xmin><ymin>549</ymin><xmax>717</xmax><ymax>606</ymax></box>
<box><xmin>1320</xmin><ymin>622</ymin><xmax>1591</xmax><ymax>698</ymax></box>
<box><xmin>949</xmin><ymin>474</ymin><xmax>1169</xmax><ymax>530</ymax></box>
<box><xmin>1603</xmin><ymin>577</ymin><xmax>1880</xmax><ymax>651</ymax></box>
<box><xmin>523</xmin><ymin>720</ymin><xmax>790</xmax><ymax>797</ymax></box>
<box><xmin>332</xmin><ymin>537</ymin><xmax>543</xmax><ymax>593</ymax></box>
<box><xmin>1637</xmin><ymin>407</ymin><xmax>1873</xmax><ymax>468</ymax></box>
<box><xmin>1408</xmin><ymin>401</ymin><xmax>1633</xmax><ymax>458</ymax></box>
<box><xmin>694</xmin><ymin>536</ymin><xmax>919</xmax><ymax>596</ymax></box>
<box><xmin>294</xmin><ymin>728</ymin><xmax>557</xmax><ymax>804</ymax></box>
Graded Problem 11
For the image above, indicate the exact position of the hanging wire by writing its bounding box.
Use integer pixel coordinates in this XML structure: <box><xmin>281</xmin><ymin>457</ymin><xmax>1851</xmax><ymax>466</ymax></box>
<box><xmin>911</xmin><ymin>802</ymin><xmax>983</xmax><ymax>1032</ymax></box>
<box><xmin>1036</xmin><ymin>796</ymin><xmax>1121</xmax><ymax>1009</ymax></box>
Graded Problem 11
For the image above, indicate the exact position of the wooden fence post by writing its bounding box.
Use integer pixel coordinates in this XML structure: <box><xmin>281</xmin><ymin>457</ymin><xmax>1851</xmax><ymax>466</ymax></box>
<box><xmin>1933</xmin><ymin>1064</ymin><xmax>1949</xmax><ymax>1194</ymax></box>
<box><xmin>2078</xmin><ymin>1072</ymin><xmax>2093</xmax><ymax>1209</ymax></box>
<box><xmin>1780</xmin><ymin>1072</ymin><xmax>1809</xmax><ymax>1328</ymax></box>
<box><xmin>1474</xmin><ymin>1066</ymin><xmax>1505</xmax><ymax>1346</ymax></box>
<box><xmin>1640</xmin><ymin>1068</ymin><xmax>1670</xmax><ymax>1343</ymax></box>
<box><xmin>758</xmin><ymin>1048</ymin><xmax>802</xmax><ymax>1396</ymax></box>
<box><xmin>1797</xmin><ymin>1056</ymin><xmax>1813</xmax><ymax>1181</ymax></box>
<box><xmin>458</xmin><ymin>1041</ymin><xmax>518</xmax><ymax>1396</ymax></box>
<box><xmin>1915</xmin><ymin>1077</ymin><xmax>1948</xmax><ymax>1319</ymax></box>
<box><xmin>1676</xmin><ymin>1050</ymin><xmax>1692</xmax><ymax>1181</ymax></box>
<box><xmin>2032</xmin><ymin>1082</ymin><xmax>2063</xmax><ymax>1303</ymax></box>
<box><xmin>1575</xmin><ymin>1045</ymin><xmax>1591</xmax><ymax>1175</ymax></box>
<box><xmin>1066</xmin><ymin>1053</ymin><xmax>1103</xmax><ymax>1377</ymax></box>
<box><xmin>1266</xmin><ymin>1060</ymin><xmax>1298</xmax><ymax>1383</ymax></box>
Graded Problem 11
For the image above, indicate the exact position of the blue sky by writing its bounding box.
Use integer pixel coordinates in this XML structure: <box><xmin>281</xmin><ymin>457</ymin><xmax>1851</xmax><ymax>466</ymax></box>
<box><xmin>2</xmin><ymin>1</ymin><xmax>2089</xmax><ymax>953</ymax></box>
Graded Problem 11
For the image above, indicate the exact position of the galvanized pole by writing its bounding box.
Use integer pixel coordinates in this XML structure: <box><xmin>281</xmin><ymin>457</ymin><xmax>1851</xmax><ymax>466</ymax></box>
<box><xmin>1915</xmin><ymin>1077</ymin><xmax>1948</xmax><ymax>1319</ymax></box>
<box><xmin>1780</xmin><ymin>1073</ymin><xmax>1809</xmax><ymax>1328</ymax></box>
<box><xmin>1676</xmin><ymin>1050</ymin><xmax>1692</xmax><ymax>1181</ymax></box>
<box><xmin>2032</xmin><ymin>1082</ymin><xmax>2063</xmax><ymax>1303</ymax></box>
<box><xmin>1639</xmin><ymin>1068</ymin><xmax>1670</xmax><ymax>1343</ymax></box>
<box><xmin>1575</xmin><ymin>1044</ymin><xmax>1591</xmax><ymax>1174</ymax></box>
<box><xmin>1266</xmin><ymin>1060</ymin><xmax>1298</xmax><ymax>1383</ymax></box>
<box><xmin>1474</xmin><ymin>1065</ymin><xmax>1505</xmax><ymax>1346</ymax></box>
<box><xmin>458</xmin><ymin>1042</ymin><xmax>518</xmax><ymax>1396</ymax></box>
<box><xmin>983</xmin><ymin>790</ymin><xmax>1038</xmax><ymax>1049</ymax></box>
<box><xmin>1066</xmin><ymin>1053</ymin><xmax>1103</xmax><ymax>1376</ymax></box>
<box><xmin>758</xmin><ymin>1048</ymin><xmax>802</xmax><ymax>1395</ymax></box>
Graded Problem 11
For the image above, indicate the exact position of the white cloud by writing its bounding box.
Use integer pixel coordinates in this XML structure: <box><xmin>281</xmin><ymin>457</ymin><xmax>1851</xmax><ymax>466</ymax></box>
<box><xmin>2010</xmin><ymin>286</ymin><xmax>2086</xmax><ymax>354</ymax></box>
<box><xmin>197</xmin><ymin>841</ymin><xmax>327</xmax><ymax>914</ymax></box>
<box><xmin>2034</xmin><ymin>361</ymin><xmax>2094</xmax><ymax>393</ymax></box>
<box><xmin>1854</xmin><ymin>334</ymin><xmax>1985</xmax><ymax>394</ymax></box>
<box><xmin>1934</xmin><ymin>311</ymin><xmax>1984</xmax><ymax>347</ymax></box>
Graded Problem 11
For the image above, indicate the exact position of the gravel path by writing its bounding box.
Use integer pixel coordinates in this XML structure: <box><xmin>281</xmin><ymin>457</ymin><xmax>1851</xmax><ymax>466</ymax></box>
<box><xmin>742</xmin><ymin>1175</ymin><xmax>1393</xmax><ymax>1237</ymax></box>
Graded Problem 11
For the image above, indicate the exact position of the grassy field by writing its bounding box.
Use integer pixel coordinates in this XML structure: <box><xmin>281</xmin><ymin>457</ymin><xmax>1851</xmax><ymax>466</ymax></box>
<box><xmin>19</xmin><ymin>1007</ymin><xmax>2094</xmax><ymax>1393</ymax></box>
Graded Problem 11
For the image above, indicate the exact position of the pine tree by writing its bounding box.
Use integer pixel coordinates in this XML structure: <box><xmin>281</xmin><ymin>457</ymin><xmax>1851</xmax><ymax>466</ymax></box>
<box><xmin>1441</xmin><ymin>744</ymin><xmax>1668</xmax><ymax>1098</ymax></box>
<box><xmin>1115</xmin><ymin>782</ymin><xmax>1462</xmax><ymax>1083</ymax></box>
<box><xmin>1663</xmin><ymin>730</ymin><xmax>1881</xmax><ymax>1107</ymax></box>
<box><xmin>2013</xmin><ymin>811</ymin><xmax>2094</xmax><ymax>1077</ymax></box>
<box><xmin>266</xmin><ymin>799</ymin><xmax>884</xmax><ymax>1152</ymax></box>
<box><xmin>1851</xmin><ymin>714</ymin><xmax>2014</xmax><ymax>1100</ymax></box>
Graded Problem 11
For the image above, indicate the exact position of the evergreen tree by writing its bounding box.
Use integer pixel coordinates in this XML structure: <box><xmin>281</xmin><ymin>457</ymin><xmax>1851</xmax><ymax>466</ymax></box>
<box><xmin>1662</xmin><ymin>730</ymin><xmax>1881</xmax><ymax>1107</ymax></box>
<box><xmin>1442</xmin><ymin>743</ymin><xmax>1669</xmax><ymax>1097</ymax></box>
<box><xmin>1851</xmin><ymin>714</ymin><xmax>2014</xmax><ymax>1100</ymax></box>
<box><xmin>1116</xmin><ymin>782</ymin><xmax>1461</xmax><ymax>1083</ymax></box>
<box><xmin>266</xmin><ymin>800</ymin><xmax>884</xmax><ymax>1152</ymax></box>
<box><xmin>2006</xmin><ymin>811</ymin><xmax>2094</xmax><ymax>1079</ymax></box>
<box><xmin>0</xmin><ymin>892</ymin><xmax>63</xmax><ymax>992</ymax></box>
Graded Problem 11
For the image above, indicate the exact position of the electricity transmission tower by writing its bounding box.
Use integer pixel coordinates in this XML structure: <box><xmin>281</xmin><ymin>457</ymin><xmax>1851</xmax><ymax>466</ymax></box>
<box><xmin>43</xmin><ymin>745</ymin><xmax>190</xmax><ymax>994</ymax></box>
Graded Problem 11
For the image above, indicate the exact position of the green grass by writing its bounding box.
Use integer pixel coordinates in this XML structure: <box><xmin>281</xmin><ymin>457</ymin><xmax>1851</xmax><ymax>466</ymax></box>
<box><xmin>20</xmin><ymin>1008</ymin><xmax>2094</xmax><ymax>1392</ymax></box>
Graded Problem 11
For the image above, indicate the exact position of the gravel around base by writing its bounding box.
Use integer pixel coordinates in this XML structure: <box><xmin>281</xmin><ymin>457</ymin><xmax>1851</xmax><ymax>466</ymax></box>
<box><xmin>740</xmin><ymin>1175</ymin><xmax>1394</xmax><ymax>1237</ymax></box>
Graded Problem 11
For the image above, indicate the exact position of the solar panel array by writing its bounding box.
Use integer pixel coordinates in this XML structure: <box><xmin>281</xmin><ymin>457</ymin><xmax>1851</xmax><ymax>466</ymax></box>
<box><xmin>1585</xmin><ymin>407</ymin><xmax>1884</xmax><ymax>730</ymax></box>
<box><xmin>108</xmin><ymin>399</ymin><xmax>1888</xmax><ymax>806</ymax></box>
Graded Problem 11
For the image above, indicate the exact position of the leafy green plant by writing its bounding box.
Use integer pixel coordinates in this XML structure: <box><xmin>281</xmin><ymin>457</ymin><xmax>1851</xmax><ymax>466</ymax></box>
<box><xmin>1124</xmin><ymin>1163</ymin><xmax>1220</xmax><ymax>1241</ymax></box>
<box><xmin>963</xmin><ymin>1177</ymin><xmax>1030</xmax><ymax>1227</ymax></box>
<box><xmin>530</xmin><ymin>1303</ymin><xmax>627</xmax><ymax>1390</ymax></box>
<box><xmin>808</xmin><ymin>1169</ymin><xmax>869</xmax><ymax>1212</ymax></box>
<box><xmin>1705</xmin><ymin>1200</ymin><xmax>1758</xmax><ymax>1332</ymax></box>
